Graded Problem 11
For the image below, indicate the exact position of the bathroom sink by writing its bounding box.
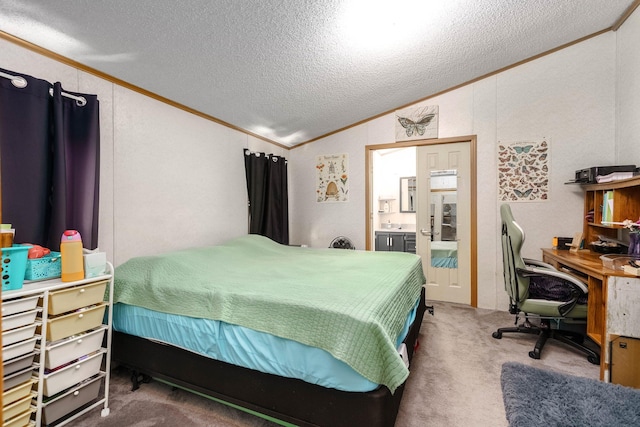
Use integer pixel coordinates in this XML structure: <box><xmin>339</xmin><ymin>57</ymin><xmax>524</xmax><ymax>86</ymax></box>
<box><xmin>378</xmin><ymin>224</ymin><xmax>416</xmax><ymax>232</ymax></box>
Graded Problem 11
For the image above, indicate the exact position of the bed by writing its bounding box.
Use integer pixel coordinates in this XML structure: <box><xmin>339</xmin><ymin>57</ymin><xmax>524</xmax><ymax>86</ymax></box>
<box><xmin>110</xmin><ymin>234</ymin><xmax>428</xmax><ymax>427</ymax></box>
<box><xmin>430</xmin><ymin>241</ymin><xmax>458</xmax><ymax>268</ymax></box>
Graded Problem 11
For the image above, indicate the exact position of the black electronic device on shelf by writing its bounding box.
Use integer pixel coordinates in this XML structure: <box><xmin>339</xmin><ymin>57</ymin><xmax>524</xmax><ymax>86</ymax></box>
<box><xmin>566</xmin><ymin>165</ymin><xmax>637</xmax><ymax>184</ymax></box>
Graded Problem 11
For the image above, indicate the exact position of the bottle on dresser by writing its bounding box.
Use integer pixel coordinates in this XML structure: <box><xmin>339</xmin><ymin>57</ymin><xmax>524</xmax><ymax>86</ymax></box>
<box><xmin>60</xmin><ymin>229</ymin><xmax>84</xmax><ymax>281</ymax></box>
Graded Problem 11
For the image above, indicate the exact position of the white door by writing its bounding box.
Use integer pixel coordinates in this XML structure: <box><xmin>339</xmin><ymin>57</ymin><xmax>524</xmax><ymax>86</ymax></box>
<box><xmin>416</xmin><ymin>142</ymin><xmax>470</xmax><ymax>304</ymax></box>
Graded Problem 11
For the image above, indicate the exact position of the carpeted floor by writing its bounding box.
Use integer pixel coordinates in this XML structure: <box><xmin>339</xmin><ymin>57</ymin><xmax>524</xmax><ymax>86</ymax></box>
<box><xmin>68</xmin><ymin>301</ymin><xmax>600</xmax><ymax>427</ymax></box>
<box><xmin>394</xmin><ymin>301</ymin><xmax>599</xmax><ymax>427</ymax></box>
<box><xmin>501</xmin><ymin>362</ymin><xmax>640</xmax><ymax>427</ymax></box>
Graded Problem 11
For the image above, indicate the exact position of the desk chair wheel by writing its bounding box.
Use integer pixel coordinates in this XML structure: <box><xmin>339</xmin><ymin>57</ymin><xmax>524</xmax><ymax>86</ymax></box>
<box><xmin>492</xmin><ymin>331</ymin><xmax>502</xmax><ymax>339</ymax></box>
<box><xmin>529</xmin><ymin>350</ymin><xmax>540</xmax><ymax>360</ymax></box>
<box><xmin>588</xmin><ymin>355</ymin><xmax>600</xmax><ymax>365</ymax></box>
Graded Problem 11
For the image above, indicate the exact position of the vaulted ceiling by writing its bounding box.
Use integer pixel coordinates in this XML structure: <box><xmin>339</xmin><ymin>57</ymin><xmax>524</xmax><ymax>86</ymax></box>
<box><xmin>0</xmin><ymin>1</ymin><xmax>636</xmax><ymax>147</ymax></box>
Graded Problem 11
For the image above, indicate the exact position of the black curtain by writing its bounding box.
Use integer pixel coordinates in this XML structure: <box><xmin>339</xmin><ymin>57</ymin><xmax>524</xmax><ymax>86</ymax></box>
<box><xmin>0</xmin><ymin>67</ymin><xmax>100</xmax><ymax>251</ymax></box>
<box><xmin>244</xmin><ymin>149</ymin><xmax>289</xmax><ymax>245</ymax></box>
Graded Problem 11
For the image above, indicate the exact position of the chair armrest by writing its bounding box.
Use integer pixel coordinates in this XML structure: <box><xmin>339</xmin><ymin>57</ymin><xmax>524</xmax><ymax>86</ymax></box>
<box><xmin>523</xmin><ymin>258</ymin><xmax>558</xmax><ymax>271</ymax></box>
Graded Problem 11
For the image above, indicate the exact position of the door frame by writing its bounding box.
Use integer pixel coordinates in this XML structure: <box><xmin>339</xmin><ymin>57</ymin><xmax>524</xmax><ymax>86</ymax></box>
<box><xmin>365</xmin><ymin>135</ymin><xmax>478</xmax><ymax>307</ymax></box>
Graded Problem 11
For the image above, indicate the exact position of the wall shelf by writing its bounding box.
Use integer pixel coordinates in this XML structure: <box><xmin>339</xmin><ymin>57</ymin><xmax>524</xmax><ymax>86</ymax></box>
<box><xmin>588</xmin><ymin>223</ymin><xmax>622</xmax><ymax>229</ymax></box>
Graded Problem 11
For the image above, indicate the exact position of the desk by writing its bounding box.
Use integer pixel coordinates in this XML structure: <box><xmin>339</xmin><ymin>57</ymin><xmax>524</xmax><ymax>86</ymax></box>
<box><xmin>542</xmin><ymin>248</ymin><xmax>640</xmax><ymax>382</ymax></box>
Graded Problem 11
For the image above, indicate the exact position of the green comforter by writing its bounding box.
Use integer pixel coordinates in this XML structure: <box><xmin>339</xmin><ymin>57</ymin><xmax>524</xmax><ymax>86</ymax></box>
<box><xmin>113</xmin><ymin>234</ymin><xmax>425</xmax><ymax>392</ymax></box>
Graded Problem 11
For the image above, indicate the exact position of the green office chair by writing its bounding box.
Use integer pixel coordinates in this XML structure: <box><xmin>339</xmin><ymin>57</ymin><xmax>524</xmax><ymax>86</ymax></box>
<box><xmin>492</xmin><ymin>204</ymin><xmax>600</xmax><ymax>364</ymax></box>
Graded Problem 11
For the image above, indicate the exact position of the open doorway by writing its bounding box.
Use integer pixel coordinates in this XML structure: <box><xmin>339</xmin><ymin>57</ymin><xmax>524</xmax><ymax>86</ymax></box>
<box><xmin>365</xmin><ymin>135</ymin><xmax>478</xmax><ymax>307</ymax></box>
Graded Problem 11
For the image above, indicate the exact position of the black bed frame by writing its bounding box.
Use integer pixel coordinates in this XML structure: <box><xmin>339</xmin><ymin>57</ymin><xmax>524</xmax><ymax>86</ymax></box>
<box><xmin>111</xmin><ymin>287</ymin><xmax>427</xmax><ymax>427</ymax></box>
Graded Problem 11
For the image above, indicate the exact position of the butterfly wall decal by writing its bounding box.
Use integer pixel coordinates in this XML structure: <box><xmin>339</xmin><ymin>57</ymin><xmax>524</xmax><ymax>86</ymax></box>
<box><xmin>397</xmin><ymin>114</ymin><xmax>435</xmax><ymax>137</ymax></box>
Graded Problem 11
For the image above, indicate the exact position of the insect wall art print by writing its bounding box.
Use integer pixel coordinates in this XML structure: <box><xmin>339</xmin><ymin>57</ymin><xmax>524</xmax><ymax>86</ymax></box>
<box><xmin>395</xmin><ymin>105</ymin><xmax>438</xmax><ymax>141</ymax></box>
<box><xmin>497</xmin><ymin>140</ymin><xmax>550</xmax><ymax>202</ymax></box>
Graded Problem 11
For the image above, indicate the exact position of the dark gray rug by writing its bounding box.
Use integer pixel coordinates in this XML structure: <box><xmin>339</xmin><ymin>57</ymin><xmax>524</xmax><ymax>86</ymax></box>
<box><xmin>501</xmin><ymin>362</ymin><xmax>640</xmax><ymax>427</ymax></box>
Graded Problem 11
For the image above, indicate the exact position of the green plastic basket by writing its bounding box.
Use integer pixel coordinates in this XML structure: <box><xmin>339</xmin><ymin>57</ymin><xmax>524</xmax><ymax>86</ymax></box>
<box><xmin>1</xmin><ymin>245</ymin><xmax>30</xmax><ymax>291</ymax></box>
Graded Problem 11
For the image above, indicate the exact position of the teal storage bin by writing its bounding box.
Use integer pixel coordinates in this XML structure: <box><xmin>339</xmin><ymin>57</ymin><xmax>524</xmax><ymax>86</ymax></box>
<box><xmin>1</xmin><ymin>245</ymin><xmax>30</xmax><ymax>291</ymax></box>
<box><xmin>25</xmin><ymin>252</ymin><xmax>61</xmax><ymax>281</ymax></box>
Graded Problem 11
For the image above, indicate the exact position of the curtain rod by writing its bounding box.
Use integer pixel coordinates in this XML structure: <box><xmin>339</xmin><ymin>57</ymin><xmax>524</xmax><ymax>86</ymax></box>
<box><xmin>244</xmin><ymin>149</ymin><xmax>287</xmax><ymax>162</ymax></box>
<box><xmin>0</xmin><ymin>69</ymin><xmax>26</xmax><ymax>88</ymax></box>
<box><xmin>0</xmin><ymin>69</ymin><xmax>87</xmax><ymax>106</ymax></box>
<box><xmin>48</xmin><ymin>87</ymin><xmax>86</xmax><ymax>106</ymax></box>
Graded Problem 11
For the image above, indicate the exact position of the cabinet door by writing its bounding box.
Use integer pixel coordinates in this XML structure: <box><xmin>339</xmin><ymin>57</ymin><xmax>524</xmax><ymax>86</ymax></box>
<box><xmin>404</xmin><ymin>233</ymin><xmax>416</xmax><ymax>253</ymax></box>
<box><xmin>375</xmin><ymin>233</ymin><xmax>389</xmax><ymax>251</ymax></box>
<box><xmin>388</xmin><ymin>233</ymin><xmax>404</xmax><ymax>252</ymax></box>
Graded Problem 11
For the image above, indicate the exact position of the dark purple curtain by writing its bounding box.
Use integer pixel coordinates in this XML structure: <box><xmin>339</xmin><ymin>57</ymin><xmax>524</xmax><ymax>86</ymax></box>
<box><xmin>244</xmin><ymin>149</ymin><xmax>289</xmax><ymax>245</ymax></box>
<box><xmin>0</xmin><ymin>68</ymin><xmax>51</xmax><ymax>247</ymax></box>
<box><xmin>0</xmin><ymin>67</ymin><xmax>100</xmax><ymax>251</ymax></box>
<box><xmin>49</xmin><ymin>83</ymin><xmax>100</xmax><ymax>250</ymax></box>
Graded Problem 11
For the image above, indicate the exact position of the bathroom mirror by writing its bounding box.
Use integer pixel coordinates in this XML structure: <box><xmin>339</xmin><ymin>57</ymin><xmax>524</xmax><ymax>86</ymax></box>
<box><xmin>399</xmin><ymin>176</ymin><xmax>416</xmax><ymax>213</ymax></box>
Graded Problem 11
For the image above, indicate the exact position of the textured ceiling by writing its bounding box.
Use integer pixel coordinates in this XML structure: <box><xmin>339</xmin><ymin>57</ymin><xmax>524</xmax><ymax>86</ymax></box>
<box><xmin>0</xmin><ymin>1</ymin><xmax>635</xmax><ymax>147</ymax></box>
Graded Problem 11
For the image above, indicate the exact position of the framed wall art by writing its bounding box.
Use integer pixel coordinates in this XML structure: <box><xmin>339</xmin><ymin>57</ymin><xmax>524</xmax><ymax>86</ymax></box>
<box><xmin>498</xmin><ymin>139</ymin><xmax>549</xmax><ymax>202</ymax></box>
<box><xmin>395</xmin><ymin>105</ymin><xmax>438</xmax><ymax>142</ymax></box>
<box><xmin>317</xmin><ymin>153</ymin><xmax>348</xmax><ymax>202</ymax></box>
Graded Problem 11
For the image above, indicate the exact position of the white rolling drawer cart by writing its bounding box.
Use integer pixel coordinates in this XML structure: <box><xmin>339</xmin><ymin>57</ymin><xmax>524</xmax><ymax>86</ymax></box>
<box><xmin>2</xmin><ymin>263</ymin><xmax>114</xmax><ymax>426</ymax></box>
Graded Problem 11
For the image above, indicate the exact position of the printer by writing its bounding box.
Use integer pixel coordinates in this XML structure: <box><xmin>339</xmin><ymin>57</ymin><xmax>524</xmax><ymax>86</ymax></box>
<box><xmin>571</xmin><ymin>165</ymin><xmax>637</xmax><ymax>184</ymax></box>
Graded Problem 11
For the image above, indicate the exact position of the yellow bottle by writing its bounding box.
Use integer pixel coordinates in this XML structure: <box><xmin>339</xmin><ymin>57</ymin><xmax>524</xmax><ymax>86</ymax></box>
<box><xmin>61</xmin><ymin>230</ymin><xmax>84</xmax><ymax>282</ymax></box>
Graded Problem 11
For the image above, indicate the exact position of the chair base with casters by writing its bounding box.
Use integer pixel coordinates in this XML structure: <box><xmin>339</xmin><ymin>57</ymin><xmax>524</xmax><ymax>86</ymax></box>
<box><xmin>492</xmin><ymin>316</ymin><xmax>600</xmax><ymax>365</ymax></box>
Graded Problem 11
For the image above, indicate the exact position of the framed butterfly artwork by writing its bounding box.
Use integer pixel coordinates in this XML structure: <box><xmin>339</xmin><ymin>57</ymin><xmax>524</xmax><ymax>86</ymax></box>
<box><xmin>497</xmin><ymin>139</ymin><xmax>550</xmax><ymax>202</ymax></box>
<box><xmin>395</xmin><ymin>105</ymin><xmax>438</xmax><ymax>142</ymax></box>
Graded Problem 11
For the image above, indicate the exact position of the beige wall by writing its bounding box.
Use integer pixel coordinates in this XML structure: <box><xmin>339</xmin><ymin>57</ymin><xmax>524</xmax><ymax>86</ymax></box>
<box><xmin>616</xmin><ymin>7</ymin><xmax>640</xmax><ymax>165</ymax></box>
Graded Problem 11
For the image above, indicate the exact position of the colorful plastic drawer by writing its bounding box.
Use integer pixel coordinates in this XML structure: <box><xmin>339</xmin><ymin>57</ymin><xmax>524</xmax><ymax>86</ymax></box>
<box><xmin>2</xmin><ymin>337</ymin><xmax>37</xmax><ymax>362</ymax></box>
<box><xmin>41</xmin><ymin>374</ymin><xmax>103</xmax><ymax>424</ymax></box>
<box><xmin>1</xmin><ymin>296</ymin><xmax>39</xmax><ymax>318</ymax></box>
<box><xmin>2</xmin><ymin>324</ymin><xmax>37</xmax><ymax>347</ymax></box>
<box><xmin>2</xmin><ymin>408</ymin><xmax>33</xmax><ymax>427</ymax></box>
<box><xmin>42</xmin><ymin>350</ymin><xmax>104</xmax><ymax>397</ymax></box>
<box><xmin>2</xmin><ymin>379</ymin><xmax>35</xmax><ymax>407</ymax></box>
<box><xmin>3</xmin><ymin>352</ymin><xmax>36</xmax><ymax>377</ymax></box>
<box><xmin>42</xmin><ymin>302</ymin><xmax>107</xmax><ymax>342</ymax></box>
<box><xmin>2</xmin><ymin>367</ymin><xmax>33</xmax><ymax>391</ymax></box>
<box><xmin>45</xmin><ymin>280</ymin><xmax>108</xmax><ymax>315</ymax></box>
<box><xmin>42</xmin><ymin>327</ymin><xmax>106</xmax><ymax>370</ymax></box>
<box><xmin>1</xmin><ymin>309</ymin><xmax>39</xmax><ymax>332</ymax></box>
<box><xmin>2</xmin><ymin>394</ymin><xmax>32</xmax><ymax>422</ymax></box>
